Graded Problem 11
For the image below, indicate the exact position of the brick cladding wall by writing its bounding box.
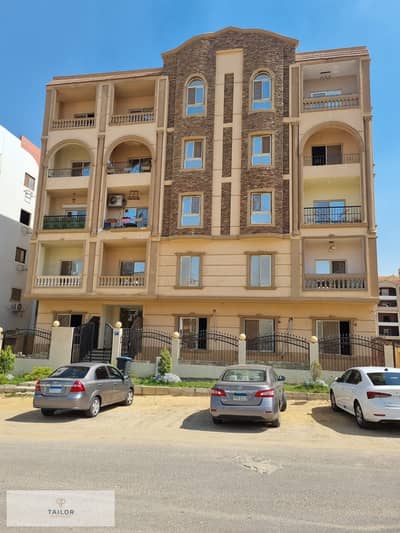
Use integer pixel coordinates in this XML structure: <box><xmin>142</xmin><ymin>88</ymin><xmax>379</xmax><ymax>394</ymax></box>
<box><xmin>161</xmin><ymin>30</ymin><xmax>296</xmax><ymax>237</ymax></box>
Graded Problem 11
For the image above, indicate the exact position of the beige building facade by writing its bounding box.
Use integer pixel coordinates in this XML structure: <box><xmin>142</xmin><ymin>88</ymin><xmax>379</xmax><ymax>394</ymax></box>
<box><xmin>26</xmin><ymin>27</ymin><xmax>378</xmax><ymax>348</ymax></box>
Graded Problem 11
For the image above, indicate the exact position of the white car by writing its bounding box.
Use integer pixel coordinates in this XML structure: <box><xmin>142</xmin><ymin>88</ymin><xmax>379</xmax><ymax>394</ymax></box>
<box><xmin>330</xmin><ymin>367</ymin><xmax>400</xmax><ymax>428</ymax></box>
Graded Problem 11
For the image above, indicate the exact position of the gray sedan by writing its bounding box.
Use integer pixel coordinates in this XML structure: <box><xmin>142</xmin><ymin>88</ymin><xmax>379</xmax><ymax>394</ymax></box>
<box><xmin>210</xmin><ymin>364</ymin><xmax>286</xmax><ymax>427</ymax></box>
<box><xmin>33</xmin><ymin>363</ymin><xmax>134</xmax><ymax>417</ymax></box>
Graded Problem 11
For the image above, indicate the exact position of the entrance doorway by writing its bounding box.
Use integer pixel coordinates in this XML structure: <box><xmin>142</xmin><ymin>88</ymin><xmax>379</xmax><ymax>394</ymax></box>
<box><xmin>120</xmin><ymin>307</ymin><xmax>143</xmax><ymax>329</ymax></box>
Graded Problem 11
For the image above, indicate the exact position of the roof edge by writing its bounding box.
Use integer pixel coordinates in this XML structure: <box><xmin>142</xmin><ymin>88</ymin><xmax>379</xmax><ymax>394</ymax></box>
<box><xmin>47</xmin><ymin>67</ymin><xmax>162</xmax><ymax>86</ymax></box>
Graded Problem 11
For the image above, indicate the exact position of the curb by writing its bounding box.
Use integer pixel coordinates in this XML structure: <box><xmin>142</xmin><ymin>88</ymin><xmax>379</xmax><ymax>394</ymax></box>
<box><xmin>0</xmin><ymin>384</ymin><xmax>329</xmax><ymax>401</ymax></box>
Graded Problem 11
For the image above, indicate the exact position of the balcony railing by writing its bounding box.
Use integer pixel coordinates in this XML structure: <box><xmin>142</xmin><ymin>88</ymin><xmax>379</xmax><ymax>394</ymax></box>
<box><xmin>43</xmin><ymin>215</ymin><xmax>86</xmax><ymax>230</ymax></box>
<box><xmin>98</xmin><ymin>275</ymin><xmax>145</xmax><ymax>288</ymax></box>
<box><xmin>304</xmin><ymin>274</ymin><xmax>367</xmax><ymax>290</ymax></box>
<box><xmin>103</xmin><ymin>209</ymin><xmax>148</xmax><ymax>230</ymax></box>
<box><xmin>35</xmin><ymin>275</ymin><xmax>82</xmax><ymax>288</ymax></box>
<box><xmin>48</xmin><ymin>168</ymin><xmax>90</xmax><ymax>178</ymax></box>
<box><xmin>106</xmin><ymin>159</ymin><xmax>152</xmax><ymax>174</ymax></box>
<box><xmin>110</xmin><ymin>110</ymin><xmax>154</xmax><ymax>125</ymax></box>
<box><xmin>304</xmin><ymin>206</ymin><xmax>362</xmax><ymax>225</ymax></box>
<box><xmin>303</xmin><ymin>153</ymin><xmax>360</xmax><ymax>166</ymax></box>
<box><xmin>303</xmin><ymin>93</ymin><xmax>359</xmax><ymax>112</ymax></box>
<box><xmin>51</xmin><ymin>117</ymin><xmax>96</xmax><ymax>129</ymax></box>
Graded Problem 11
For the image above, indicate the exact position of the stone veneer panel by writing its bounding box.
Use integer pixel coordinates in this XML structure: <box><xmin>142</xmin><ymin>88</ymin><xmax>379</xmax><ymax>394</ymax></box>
<box><xmin>222</xmin><ymin>127</ymin><xmax>232</xmax><ymax>178</ymax></box>
<box><xmin>220</xmin><ymin>182</ymin><xmax>231</xmax><ymax>235</ymax></box>
<box><xmin>223</xmin><ymin>73</ymin><xmax>234</xmax><ymax>123</ymax></box>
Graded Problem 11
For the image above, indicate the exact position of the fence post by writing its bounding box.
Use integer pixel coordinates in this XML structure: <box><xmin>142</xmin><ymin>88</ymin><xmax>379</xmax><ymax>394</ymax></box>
<box><xmin>238</xmin><ymin>333</ymin><xmax>246</xmax><ymax>364</ymax></box>
<box><xmin>171</xmin><ymin>331</ymin><xmax>181</xmax><ymax>367</ymax></box>
<box><xmin>111</xmin><ymin>321</ymin><xmax>122</xmax><ymax>365</ymax></box>
<box><xmin>309</xmin><ymin>335</ymin><xmax>319</xmax><ymax>366</ymax></box>
<box><xmin>48</xmin><ymin>322</ymin><xmax>74</xmax><ymax>368</ymax></box>
<box><xmin>0</xmin><ymin>327</ymin><xmax>4</xmax><ymax>350</ymax></box>
<box><xmin>384</xmin><ymin>343</ymin><xmax>394</xmax><ymax>367</ymax></box>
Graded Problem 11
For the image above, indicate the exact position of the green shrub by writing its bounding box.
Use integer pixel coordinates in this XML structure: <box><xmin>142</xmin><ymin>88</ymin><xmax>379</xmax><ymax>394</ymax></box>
<box><xmin>23</xmin><ymin>367</ymin><xmax>53</xmax><ymax>381</ymax></box>
<box><xmin>0</xmin><ymin>346</ymin><xmax>15</xmax><ymax>374</ymax></box>
<box><xmin>158</xmin><ymin>348</ymin><xmax>172</xmax><ymax>376</ymax></box>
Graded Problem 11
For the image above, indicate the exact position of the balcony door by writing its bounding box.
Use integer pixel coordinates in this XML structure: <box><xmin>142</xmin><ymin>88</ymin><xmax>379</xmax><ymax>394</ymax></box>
<box><xmin>179</xmin><ymin>317</ymin><xmax>207</xmax><ymax>349</ymax></box>
<box><xmin>314</xmin><ymin>200</ymin><xmax>345</xmax><ymax>224</ymax></box>
<box><xmin>316</xmin><ymin>320</ymin><xmax>351</xmax><ymax>355</ymax></box>
<box><xmin>311</xmin><ymin>145</ymin><xmax>342</xmax><ymax>165</ymax></box>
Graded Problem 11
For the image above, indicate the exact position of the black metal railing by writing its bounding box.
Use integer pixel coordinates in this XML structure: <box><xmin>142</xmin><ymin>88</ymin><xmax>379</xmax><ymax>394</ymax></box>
<box><xmin>48</xmin><ymin>167</ymin><xmax>90</xmax><ymax>178</ymax></box>
<box><xmin>43</xmin><ymin>215</ymin><xmax>86</xmax><ymax>230</ymax></box>
<box><xmin>71</xmin><ymin>322</ymin><xmax>96</xmax><ymax>363</ymax></box>
<box><xmin>2</xmin><ymin>328</ymin><xmax>51</xmax><ymax>358</ymax></box>
<box><xmin>246</xmin><ymin>333</ymin><xmax>310</xmax><ymax>368</ymax></box>
<box><xmin>122</xmin><ymin>328</ymin><xmax>172</xmax><ymax>363</ymax></box>
<box><xmin>304</xmin><ymin>206</ymin><xmax>362</xmax><ymax>225</ymax></box>
<box><xmin>106</xmin><ymin>158</ymin><xmax>152</xmax><ymax>174</ymax></box>
<box><xmin>319</xmin><ymin>335</ymin><xmax>384</xmax><ymax>371</ymax></box>
<box><xmin>303</xmin><ymin>153</ymin><xmax>360</xmax><ymax>166</ymax></box>
<box><xmin>180</xmin><ymin>330</ymin><xmax>239</xmax><ymax>365</ymax></box>
<box><xmin>103</xmin><ymin>208</ymin><xmax>149</xmax><ymax>230</ymax></box>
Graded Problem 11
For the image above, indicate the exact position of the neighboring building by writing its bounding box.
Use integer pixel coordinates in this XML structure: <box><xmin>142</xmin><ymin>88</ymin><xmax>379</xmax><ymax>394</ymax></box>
<box><xmin>377</xmin><ymin>272</ymin><xmax>400</xmax><ymax>340</ymax></box>
<box><xmin>25</xmin><ymin>27</ymin><xmax>378</xmax><ymax>350</ymax></box>
<box><xmin>0</xmin><ymin>125</ymin><xmax>39</xmax><ymax>329</ymax></box>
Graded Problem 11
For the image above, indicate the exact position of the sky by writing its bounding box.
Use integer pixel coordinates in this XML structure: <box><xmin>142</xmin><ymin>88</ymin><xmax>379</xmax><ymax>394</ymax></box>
<box><xmin>0</xmin><ymin>0</ymin><xmax>398</xmax><ymax>275</ymax></box>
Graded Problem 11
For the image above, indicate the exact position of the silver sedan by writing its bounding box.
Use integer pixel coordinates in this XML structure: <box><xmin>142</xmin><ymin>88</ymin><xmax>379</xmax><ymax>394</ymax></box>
<box><xmin>33</xmin><ymin>363</ymin><xmax>134</xmax><ymax>417</ymax></box>
<box><xmin>210</xmin><ymin>364</ymin><xmax>286</xmax><ymax>427</ymax></box>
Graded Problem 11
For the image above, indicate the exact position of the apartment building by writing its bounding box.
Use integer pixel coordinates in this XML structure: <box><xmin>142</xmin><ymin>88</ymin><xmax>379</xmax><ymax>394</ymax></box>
<box><xmin>0</xmin><ymin>125</ymin><xmax>39</xmax><ymax>329</ymax></box>
<box><xmin>377</xmin><ymin>272</ymin><xmax>400</xmax><ymax>340</ymax></box>
<box><xmin>25</xmin><ymin>27</ymin><xmax>378</xmax><ymax>349</ymax></box>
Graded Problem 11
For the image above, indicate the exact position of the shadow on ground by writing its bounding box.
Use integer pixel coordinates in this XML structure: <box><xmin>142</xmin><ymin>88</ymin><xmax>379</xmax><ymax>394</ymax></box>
<box><xmin>5</xmin><ymin>404</ymin><xmax>119</xmax><ymax>424</ymax></box>
<box><xmin>311</xmin><ymin>405</ymin><xmax>400</xmax><ymax>437</ymax></box>
<box><xmin>181</xmin><ymin>409</ymin><xmax>268</xmax><ymax>433</ymax></box>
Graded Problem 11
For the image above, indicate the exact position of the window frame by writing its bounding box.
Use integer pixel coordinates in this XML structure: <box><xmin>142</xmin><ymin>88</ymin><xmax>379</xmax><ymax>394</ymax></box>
<box><xmin>179</xmin><ymin>193</ymin><xmax>203</xmax><ymax>228</ymax></box>
<box><xmin>24</xmin><ymin>173</ymin><xmax>36</xmax><ymax>191</ymax></box>
<box><xmin>246</xmin><ymin>252</ymin><xmax>274</xmax><ymax>289</ymax></box>
<box><xmin>119</xmin><ymin>260</ymin><xmax>146</xmax><ymax>276</ymax></box>
<box><xmin>315</xmin><ymin>259</ymin><xmax>346</xmax><ymax>275</ymax></box>
<box><xmin>176</xmin><ymin>253</ymin><xmax>203</xmax><ymax>289</ymax></box>
<box><xmin>10</xmin><ymin>288</ymin><xmax>22</xmax><ymax>302</ymax></box>
<box><xmin>185</xmin><ymin>76</ymin><xmax>206</xmax><ymax>117</ymax></box>
<box><xmin>250</xmin><ymin>133</ymin><xmax>272</xmax><ymax>167</ymax></box>
<box><xmin>19</xmin><ymin>209</ymin><xmax>31</xmax><ymax>226</ymax></box>
<box><xmin>183</xmin><ymin>138</ymin><xmax>204</xmax><ymax>170</ymax></box>
<box><xmin>249</xmin><ymin>191</ymin><xmax>273</xmax><ymax>225</ymax></box>
<box><xmin>251</xmin><ymin>71</ymin><xmax>273</xmax><ymax>112</ymax></box>
<box><xmin>15</xmin><ymin>247</ymin><xmax>27</xmax><ymax>264</ymax></box>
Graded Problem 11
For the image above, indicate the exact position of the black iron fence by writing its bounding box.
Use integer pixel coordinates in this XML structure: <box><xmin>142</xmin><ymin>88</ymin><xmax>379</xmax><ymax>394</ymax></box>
<box><xmin>180</xmin><ymin>330</ymin><xmax>239</xmax><ymax>365</ymax></box>
<box><xmin>246</xmin><ymin>333</ymin><xmax>310</xmax><ymax>369</ymax></box>
<box><xmin>2</xmin><ymin>328</ymin><xmax>51</xmax><ymax>359</ymax></box>
<box><xmin>122</xmin><ymin>328</ymin><xmax>171</xmax><ymax>363</ymax></box>
<box><xmin>71</xmin><ymin>322</ymin><xmax>96</xmax><ymax>363</ymax></box>
<box><xmin>319</xmin><ymin>335</ymin><xmax>384</xmax><ymax>371</ymax></box>
<box><xmin>304</xmin><ymin>206</ymin><xmax>362</xmax><ymax>225</ymax></box>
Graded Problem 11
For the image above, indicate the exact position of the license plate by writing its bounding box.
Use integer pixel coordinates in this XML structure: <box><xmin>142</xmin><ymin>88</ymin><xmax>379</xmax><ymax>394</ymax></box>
<box><xmin>234</xmin><ymin>394</ymin><xmax>247</xmax><ymax>401</ymax></box>
<box><xmin>49</xmin><ymin>387</ymin><xmax>62</xmax><ymax>394</ymax></box>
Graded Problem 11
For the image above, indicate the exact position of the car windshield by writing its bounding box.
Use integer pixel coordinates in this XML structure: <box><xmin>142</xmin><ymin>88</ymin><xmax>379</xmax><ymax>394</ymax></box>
<box><xmin>50</xmin><ymin>366</ymin><xmax>90</xmax><ymax>379</ymax></box>
<box><xmin>222</xmin><ymin>369</ymin><xmax>266</xmax><ymax>382</ymax></box>
<box><xmin>367</xmin><ymin>372</ymin><xmax>400</xmax><ymax>386</ymax></box>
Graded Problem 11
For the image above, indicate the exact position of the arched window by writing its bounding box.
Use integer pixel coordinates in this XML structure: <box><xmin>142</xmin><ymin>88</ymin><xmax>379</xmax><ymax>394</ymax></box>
<box><xmin>252</xmin><ymin>73</ymin><xmax>272</xmax><ymax>111</ymax></box>
<box><xmin>186</xmin><ymin>78</ymin><xmax>205</xmax><ymax>116</ymax></box>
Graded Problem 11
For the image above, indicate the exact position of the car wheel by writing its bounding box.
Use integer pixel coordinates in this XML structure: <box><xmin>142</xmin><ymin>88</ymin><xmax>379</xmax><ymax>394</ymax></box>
<box><xmin>85</xmin><ymin>396</ymin><xmax>101</xmax><ymax>418</ymax></box>
<box><xmin>212</xmin><ymin>416</ymin><xmax>223</xmax><ymax>425</ymax></box>
<box><xmin>330</xmin><ymin>390</ymin><xmax>340</xmax><ymax>412</ymax></box>
<box><xmin>354</xmin><ymin>401</ymin><xmax>369</xmax><ymax>429</ymax></box>
<box><xmin>280</xmin><ymin>395</ymin><xmax>287</xmax><ymax>412</ymax></box>
<box><xmin>41</xmin><ymin>408</ymin><xmax>55</xmax><ymax>416</ymax></box>
<box><xmin>122</xmin><ymin>388</ymin><xmax>134</xmax><ymax>406</ymax></box>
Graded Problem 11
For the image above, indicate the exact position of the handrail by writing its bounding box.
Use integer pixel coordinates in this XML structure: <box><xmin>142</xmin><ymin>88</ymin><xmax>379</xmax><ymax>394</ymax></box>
<box><xmin>48</xmin><ymin>168</ymin><xmax>90</xmax><ymax>178</ymax></box>
<box><xmin>35</xmin><ymin>275</ymin><xmax>82</xmax><ymax>288</ymax></box>
<box><xmin>303</xmin><ymin>206</ymin><xmax>362</xmax><ymax>224</ymax></box>
<box><xmin>304</xmin><ymin>274</ymin><xmax>367</xmax><ymax>290</ymax></box>
<box><xmin>98</xmin><ymin>275</ymin><xmax>146</xmax><ymax>288</ymax></box>
<box><xmin>303</xmin><ymin>93</ymin><xmax>359</xmax><ymax>112</ymax></box>
<box><xmin>51</xmin><ymin>117</ymin><xmax>95</xmax><ymax>129</ymax></box>
<box><xmin>110</xmin><ymin>110</ymin><xmax>154</xmax><ymax>125</ymax></box>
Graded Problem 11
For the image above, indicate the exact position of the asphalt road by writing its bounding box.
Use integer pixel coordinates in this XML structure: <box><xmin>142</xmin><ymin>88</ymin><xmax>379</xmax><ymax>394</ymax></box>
<box><xmin>1</xmin><ymin>395</ymin><xmax>400</xmax><ymax>533</ymax></box>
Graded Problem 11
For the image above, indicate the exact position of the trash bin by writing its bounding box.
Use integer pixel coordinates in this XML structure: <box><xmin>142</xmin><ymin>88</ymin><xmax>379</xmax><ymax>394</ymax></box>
<box><xmin>116</xmin><ymin>356</ymin><xmax>133</xmax><ymax>375</ymax></box>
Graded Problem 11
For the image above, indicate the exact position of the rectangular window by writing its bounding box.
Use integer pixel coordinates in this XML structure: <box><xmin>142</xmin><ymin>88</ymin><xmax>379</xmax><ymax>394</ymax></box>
<box><xmin>120</xmin><ymin>261</ymin><xmax>145</xmax><ymax>276</ymax></box>
<box><xmin>121</xmin><ymin>208</ymin><xmax>148</xmax><ymax>228</ymax></box>
<box><xmin>24</xmin><ymin>173</ymin><xmax>35</xmax><ymax>191</ymax></box>
<box><xmin>73</xmin><ymin>112</ymin><xmax>95</xmax><ymax>119</ymax></box>
<box><xmin>311</xmin><ymin>145</ymin><xmax>342</xmax><ymax>166</ymax></box>
<box><xmin>15</xmin><ymin>247</ymin><xmax>26</xmax><ymax>264</ymax></box>
<box><xmin>249</xmin><ymin>255</ymin><xmax>272</xmax><ymax>287</ymax></box>
<box><xmin>179</xmin><ymin>256</ymin><xmax>201</xmax><ymax>287</ymax></box>
<box><xmin>316</xmin><ymin>320</ymin><xmax>351</xmax><ymax>355</ymax></box>
<box><xmin>183</xmin><ymin>140</ymin><xmax>203</xmax><ymax>169</ymax></box>
<box><xmin>315</xmin><ymin>260</ymin><xmax>346</xmax><ymax>275</ymax></box>
<box><xmin>60</xmin><ymin>260</ymin><xmax>83</xmax><ymax>276</ymax></box>
<box><xmin>251</xmin><ymin>192</ymin><xmax>272</xmax><ymax>224</ymax></box>
<box><xmin>128</xmin><ymin>158</ymin><xmax>152</xmax><ymax>173</ymax></box>
<box><xmin>181</xmin><ymin>195</ymin><xmax>201</xmax><ymax>227</ymax></box>
<box><xmin>19</xmin><ymin>209</ymin><xmax>31</xmax><ymax>226</ymax></box>
<box><xmin>179</xmin><ymin>316</ymin><xmax>208</xmax><ymax>349</ymax></box>
<box><xmin>245</xmin><ymin>318</ymin><xmax>274</xmax><ymax>351</ymax></box>
<box><xmin>251</xmin><ymin>135</ymin><xmax>272</xmax><ymax>166</ymax></box>
<box><xmin>71</xmin><ymin>161</ymin><xmax>90</xmax><ymax>177</ymax></box>
<box><xmin>10</xmin><ymin>288</ymin><xmax>22</xmax><ymax>301</ymax></box>
<box><xmin>56</xmin><ymin>313</ymin><xmax>83</xmax><ymax>327</ymax></box>
<box><xmin>313</xmin><ymin>200</ymin><xmax>345</xmax><ymax>224</ymax></box>
<box><xmin>310</xmin><ymin>89</ymin><xmax>342</xmax><ymax>98</ymax></box>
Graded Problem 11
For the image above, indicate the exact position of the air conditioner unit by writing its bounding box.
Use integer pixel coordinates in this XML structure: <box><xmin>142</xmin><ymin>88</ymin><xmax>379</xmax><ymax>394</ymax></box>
<box><xmin>11</xmin><ymin>303</ymin><xmax>24</xmax><ymax>313</ymax></box>
<box><xmin>107</xmin><ymin>194</ymin><xmax>124</xmax><ymax>207</ymax></box>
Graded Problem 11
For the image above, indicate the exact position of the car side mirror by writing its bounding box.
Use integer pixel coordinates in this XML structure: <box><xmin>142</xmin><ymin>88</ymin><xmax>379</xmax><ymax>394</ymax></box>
<box><xmin>277</xmin><ymin>375</ymin><xmax>286</xmax><ymax>381</ymax></box>
<box><xmin>335</xmin><ymin>377</ymin><xmax>343</xmax><ymax>383</ymax></box>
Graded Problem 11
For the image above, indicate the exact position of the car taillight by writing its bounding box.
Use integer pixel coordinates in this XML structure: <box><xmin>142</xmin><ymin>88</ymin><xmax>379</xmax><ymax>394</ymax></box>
<box><xmin>367</xmin><ymin>391</ymin><xmax>392</xmax><ymax>399</ymax></box>
<box><xmin>35</xmin><ymin>380</ymin><xmax>41</xmax><ymax>392</ymax></box>
<box><xmin>70</xmin><ymin>380</ymin><xmax>85</xmax><ymax>393</ymax></box>
<box><xmin>211</xmin><ymin>387</ymin><xmax>226</xmax><ymax>397</ymax></box>
<box><xmin>255</xmin><ymin>389</ymin><xmax>274</xmax><ymax>398</ymax></box>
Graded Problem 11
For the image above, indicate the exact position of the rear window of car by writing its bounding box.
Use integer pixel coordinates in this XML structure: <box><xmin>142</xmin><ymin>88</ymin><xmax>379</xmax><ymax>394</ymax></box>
<box><xmin>221</xmin><ymin>369</ymin><xmax>266</xmax><ymax>382</ymax></box>
<box><xmin>50</xmin><ymin>366</ymin><xmax>90</xmax><ymax>379</ymax></box>
<box><xmin>367</xmin><ymin>372</ymin><xmax>400</xmax><ymax>386</ymax></box>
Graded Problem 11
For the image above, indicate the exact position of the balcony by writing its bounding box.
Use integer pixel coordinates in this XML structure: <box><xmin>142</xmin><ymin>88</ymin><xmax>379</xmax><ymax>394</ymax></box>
<box><xmin>303</xmin><ymin>94</ymin><xmax>359</xmax><ymax>112</ymax></box>
<box><xmin>48</xmin><ymin>167</ymin><xmax>90</xmax><ymax>178</ymax></box>
<box><xmin>110</xmin><ymin>110</ymin><xmax>154</xmax><ymax>126</ymax></box>
<box><xmin>304</xmin><ymin>206</ymin><xmax>362</xmax><ymax>225</ymax></box>
<box><xmin>51</xmin><ymin>117</ymin><xmax>96</xmax><ymax>129</ymax></box>
<box><xmin>304</xmin><ymin>153</ymin><xmax>360</xmax><ymax>166</ymax></box>
<box><xmin>43</xmin><ymin>215</ymin><xmax>86</xmax><ymax>230</ymax></box>
<box><xmin>35</xmin><ymin>275</ymin><xmax>82</xmax><ymax>288</ymax></box>
<box><xmin>304</xmin><ymin>274</ymin><xmax>367</xmax><ymax>290</ymax></box>
<box><xmin>98</xmin><ymin>275</ymin><xmax>145</xmax><ymax>288</ymax></box>
<box><xmin>107</xmin><ymin>158</ymin><xmax>151</xmax><ymax>175</ymax></box>
<box><xmin>103</xmin><ymin>208</ymin><xmax>148</xmax><ymax>230</ymax></box>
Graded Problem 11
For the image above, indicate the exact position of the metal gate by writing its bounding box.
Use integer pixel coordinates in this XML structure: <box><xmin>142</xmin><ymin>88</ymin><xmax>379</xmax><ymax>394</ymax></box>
<box><xmin>180</xmin><ymin>330</ymin><xmax>239</xmax><ymax>365</ymax></box>
<box><xmin>71</xmin><ymin>322</ymin><xmax>113</xmax><ymax>363</ymax></box>
<box><xmin>2</xmin><ymin>328</ymin><xmax>51</xmax><ymax>359</ymax></box>
<box><xmin>246</xmin><ymin>333</ymin><xmax>310</xmax><ymax>368</ymax></box>
<box><xmin>122</xmin><ymin>327</ymin><xmax>171</xmax><ymax>362</ymax></box>
<box><xmin>319</xmin><ymin>335</ymin><xmax>384</xmax><ymax>371</ymax></box>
